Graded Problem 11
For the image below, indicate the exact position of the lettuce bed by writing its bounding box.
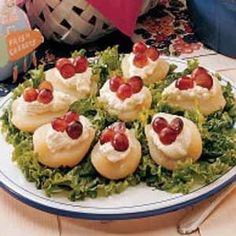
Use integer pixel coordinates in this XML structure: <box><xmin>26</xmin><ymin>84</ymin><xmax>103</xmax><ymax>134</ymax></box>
<box><xmin>1</xmin><ymin>48</ymin><xmax>236</xmax><ymax>201</ymax></box>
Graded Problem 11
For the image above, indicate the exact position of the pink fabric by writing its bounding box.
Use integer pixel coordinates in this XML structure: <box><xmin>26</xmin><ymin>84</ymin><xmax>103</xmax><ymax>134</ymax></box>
<box><xmin>16</xmin><ymin>0</ymin><xmax>25</xmax><ymax>5</ymax></box>
<box><xmin>87</xmin><ymin>0</ymin><xmax>144</xmax><ymax>37</ymax></box>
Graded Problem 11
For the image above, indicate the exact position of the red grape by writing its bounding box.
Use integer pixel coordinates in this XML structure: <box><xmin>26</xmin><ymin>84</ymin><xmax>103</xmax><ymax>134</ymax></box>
<box><xmin>133</xmin><ymin>53</ymin><xmax>148</xmax><ymax>68</ymax></box>
<box><xmin>116</xmin><ymin>83</ymin><xmax>133</xmax><ymax>100</ymax></box>
<box><xmin>100</xmin><ymin>128</ymin><xmax>115</xmax><ymax>145</ymax></box>
<box><xmin>56</xmin><ymin>58</ymin><xmax>75</xmax><ymax>79</ymax></box>
<box><xmin>109</xmin><ymin>75</ymin><xmax>124</xmax><ymax>92</ymax></box>
<box><xmin>159</xmin><ymin>127</ymin><xmax>177</xmax><ymax>145</ymax></box>
<box><xmin>37</xmin><ymin>89</ymin><xmax>53</xmax><ymax>104</ymax></box>
<box><xmin>66</xmin><ymin>121</ymin><xmax>83</xmax><ymax>139</ymax></box>
<box><xmin>23</xmin><ymin>87</ymin><xmax>38</xmax><ymax>102</ymax></box>
<box><xmin>175</xmin><ymin>76</ymin><xmax>194</xmax><ymax>90</ymax></box>
<box><xmin>146</xmin><ymin>47</ymin><xmax>160</xmax><ymax>61</ymax></box>
<box><xmin>56</xmin><ymin>58</ymin><xmax>71</xmax><ymax>70</ymax></box>
<box><xmin>64</xmin><ymin>111</ymin><xmax>79</xmax><ymax>124</ymax></box>
<box><xmin>111</xmin><ymin>132</ymin><xmax>129</xmax><ymax>152</ymax></box>
<box><xmin>128</xmin><ymin>76</ymin><xmax>143</xmax><ymax>93</ymax></box>
<box><xmin>51</xmin><ymin>118</ymin><xmax>68</xmax><ymax>132</ymax></box>
<box><xmin>152</xmin><ymin>117</ymin><xmax>168</xmax><ymax>134</ymax></box>
<box><xmin>191</xmin><ymin>66</ymin><xmax>208</xmax><ymax>79</ymax></box>
<box><xmin>61</xmin><ymin>64</ymin><xmax>76</xmax><ymax>79</ymax></box>
<box><xmin>73</xmin><ymin>56</ymin><xmax>88</xmax><ymax>73</ymax></box>
<box><xmin>169</xmin><ymin>118</ymin><xmax>184</xmax><ymax>134</ymax></box>
<box><xmin>194</xmin><ymin>73</ymin><xmax>213</xmax><ymax>90</ymax></box>
<box><xmin>132</xmin><ymin>41</ymin><xmax>147</xmax><ymax>54</ymax></box>
<box><xmin>38</xmin><ymin>81</ymin><xmax>53</xmax><ymax>91</ymax></box>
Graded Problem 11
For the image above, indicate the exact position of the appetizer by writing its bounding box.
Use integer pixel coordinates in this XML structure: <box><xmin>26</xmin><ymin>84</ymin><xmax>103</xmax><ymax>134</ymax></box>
<box><xmin>33</xmin><ymin>111</ymin><xmax>95</xmax><ymax>168</ymax></box>
<box><xmin>121</xmin><ymin>41</ymin><xmax>170</xmax><ymax>85</ymax></box>
<box><xmin>91</xmin><ymin>122</ymin><xmax>142</xmax><ymax>180</ymax></box>
<box><xmin>11</xmin><ymin>81</ymin><xmax>73</xmax><ymax>133</ymax></box>
<box><xmin>162</xmin><ymin>67</ymin><xmax>226</xmax><ymax>115</ymax></box>
<box><xmin>145</xmin><ymin>113</ymin><xmax>202</xmax><ymax>170</ymax></box>
<box><xmin>99</xmin><ymin>75</ymin><xmax>152</xmax><ymax>121</ymax></box>
<box><xmin>46</xmin><ymin>55</ymin><xmax>97</xmax><ymax>100</ymax></box>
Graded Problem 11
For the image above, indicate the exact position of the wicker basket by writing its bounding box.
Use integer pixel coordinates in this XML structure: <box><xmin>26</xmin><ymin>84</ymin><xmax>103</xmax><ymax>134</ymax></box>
<box><xmin>25</xmin><ymin>0</ymin><xmax>158</xmax><ymax>45</ymax></box>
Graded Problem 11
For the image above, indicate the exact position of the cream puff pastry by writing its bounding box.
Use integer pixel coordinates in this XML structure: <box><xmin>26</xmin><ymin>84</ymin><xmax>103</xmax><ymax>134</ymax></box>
<box><xmin>162</xmin><ymin>67</ymin><xmax>226</xmax><ymax>115</ymax></box>
<box><xmin>46</xmin><ymin>56</ymin><xmax>97</xmax><ymax>100</ymax></box>
<box><xmin>145</xmin><ymin>113</ymin><xmax>202</xmax><ymax>170</ymax></box>
<box><xmin>11</xmin><ymin>81</ymin><xmax>73</xmax><ymax>133</ymax></box>
<box><xmin>121</xmin><ymin>42</ymin><xmax>170</xmax><ymax>85</ymax></box>
<box><xmin>91</xmin><ymin>122</ymin><xmax>142</xmax><ymax>180</ymax></box>
<box><xmin>33</xmin><ymin>112</ymin><xmax>95</xmax><ymax>168</ymax></box>
<box><xmin>99</xmin><ymin>75</ymin><xmax>152</xmax><ymax>121</ymax></box>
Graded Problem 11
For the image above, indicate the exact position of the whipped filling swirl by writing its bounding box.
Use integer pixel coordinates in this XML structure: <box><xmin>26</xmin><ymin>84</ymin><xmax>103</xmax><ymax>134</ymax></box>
<box><xmin>127</xmin><ymin>52</ymin><xmax>160</xmax><ymax>78</ymax></box>
<box><xmin>99</xmin><ymin>129</ymin><xmax>134</xmax><ymax>163</ymax></box>
<box><xmin>46</xmin><ymin>116</ymin><xmax>91</xmax><ymax>153</ymax></box>
<box><xmin>162</xmin><ymin>76</ymin><xmax>217</xmax><ymax>101</ymax></box>
<box><xmin>17</xmin><ymin>91</ymin><xmax>72</xmax><ymax>116</ymax></box>
<box><xmin>149</xmin><ymin>113</ymin><xmax>192</xmax><ymax>160</ymax></box>
<box><xmin>99</xmin><ymin>80</ymin><xmax>150</xmax><ymax>114</ymax></box>
<box><xmin>55</xmin><ymin>67</ymin><xmax>93</xmax><ymax>97</ymax></box>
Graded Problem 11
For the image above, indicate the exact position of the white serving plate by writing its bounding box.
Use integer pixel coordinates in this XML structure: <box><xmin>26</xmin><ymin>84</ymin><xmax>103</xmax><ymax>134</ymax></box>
<box><xmin>0</xmin><ymin>57</ymin><xmax>235</xmax><ymax>220</ymax></box>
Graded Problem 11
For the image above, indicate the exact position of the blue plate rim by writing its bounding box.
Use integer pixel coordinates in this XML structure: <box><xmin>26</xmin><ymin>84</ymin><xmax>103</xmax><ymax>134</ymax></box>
<box><xmin>1</xmin><ymin>174</ymin><xmax>235</xmax><ymax>220</ymax></box>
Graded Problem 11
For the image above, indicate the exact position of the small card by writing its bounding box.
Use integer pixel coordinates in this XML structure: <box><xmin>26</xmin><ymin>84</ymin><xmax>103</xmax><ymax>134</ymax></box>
<box><xmin>6</xmin><ymin>30</ymin><xmax>43</xmax><ymax>62</ymax></box>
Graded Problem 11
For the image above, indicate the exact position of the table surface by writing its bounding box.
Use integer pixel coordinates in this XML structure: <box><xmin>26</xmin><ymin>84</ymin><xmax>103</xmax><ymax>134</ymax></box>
<box><xmin>1</xmin><ymin>53</ymin><xmax>236</xmax><ymax>236</ymax></box>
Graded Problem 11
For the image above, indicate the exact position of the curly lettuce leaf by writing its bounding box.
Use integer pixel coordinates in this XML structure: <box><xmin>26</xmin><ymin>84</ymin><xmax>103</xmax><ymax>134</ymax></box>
<box><xmin>12</xmin><ymin>66</ymin><xmax>45</xmax><ymax>99</ymax></box>
<box><xmin>70</xmin><ymin>96</ymin><xmax>117</xmax><ymax>132</ymax></box>
<box><xmin>95</xmin><ymin>45</ymin><xmax>120</xmax><ymax>71</ymax></box>
<box><xmin>92</xmin><ymin>46</ymin><xmax>122</xmax><ymax>90</ymax></box>
<box><xmin>223</xmin><ymin>82</ymin><xmax>236</xmax><ymax>120</ymax></box>
<box><xmin>185</xmin><ymin>58</ymin><xmax>199</xmax><ymax>74</ymax></box>
<box><xmin>71</xmin><ymin>49</ymin><xmax>87</xmax><ymax>58</ymax></box>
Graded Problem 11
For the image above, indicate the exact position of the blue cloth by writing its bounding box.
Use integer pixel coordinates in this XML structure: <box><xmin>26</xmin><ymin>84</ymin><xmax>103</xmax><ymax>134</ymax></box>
<box><xmin>187</xmin><ymin>0</ymin><xmax>236</xmax><ymax>57</ymax></box>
